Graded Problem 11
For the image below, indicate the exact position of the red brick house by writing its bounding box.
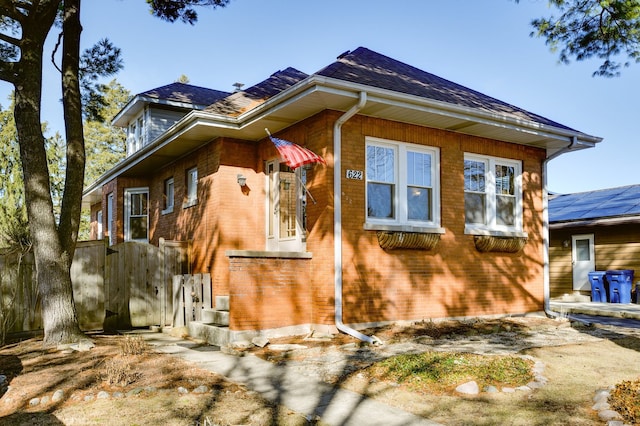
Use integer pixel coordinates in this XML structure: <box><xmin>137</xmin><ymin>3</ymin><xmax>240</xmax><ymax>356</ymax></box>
<box><xmin>82</xmin><ymin>47</ymin><xmax>602</xmax><ymax>344</ymax></box>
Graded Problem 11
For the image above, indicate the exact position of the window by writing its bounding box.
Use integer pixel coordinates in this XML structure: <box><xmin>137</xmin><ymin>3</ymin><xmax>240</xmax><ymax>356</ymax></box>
<box><xmin>107</xmin><ymin>192</ymin><xmax>114</xmax><ymax>245</ymax></box>
<box><xmin>124</xmin><ymin>188</ymin><xmax>149</xmax><ymax>242</ymax></box>
<box><xmin>127</xmin><ymin>121</ymin><xmax>137</xmax><ymax>155</ymax></box>
<box><xmin>126</xmin><ymin>111</ymin><xmax>147</xmax><ymax>156</ymax></box>
<box><xmin>136</xmin><ymin>116</ymin><xmax>145</xmax><ymax>148</ymax></box>
<box><xmin>162</xmin><ymin>177</ymin><xmax>174</xmax><ymax>214</ymax></box>
<box><xmin>464</xmin><ymin>154</ymin><xmax>522</xmax><ymax>233</ymax></box>
<box><xmin>365</xmin><ymin>137</ymin><xmax>440</xmax><ymax>228</ymax></box>
<box><xmin>184</xmin><ymin>167</ymin><xmax>198</xmax><ymax>207</ymax></box>
<box><xmin>96</xmin><ymin>210</ymin><xmax>103</xmax><ymax>240</ymax></box>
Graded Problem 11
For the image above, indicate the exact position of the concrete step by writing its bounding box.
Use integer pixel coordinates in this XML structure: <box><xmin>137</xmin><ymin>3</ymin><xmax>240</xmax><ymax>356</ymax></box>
<box><xmin>188</xmin><ymin>321</ymin><xmax>229</xmax><ymax>346</ymax></box>
<box><xmin>215</xmin><ymin>295</ymin><xmax>229</xmax><ymax>311</ymax></box>
<box><xmin>201</xmin><ymin>308</ymin><xmax>229</xmax><ymax>326</ymax></box>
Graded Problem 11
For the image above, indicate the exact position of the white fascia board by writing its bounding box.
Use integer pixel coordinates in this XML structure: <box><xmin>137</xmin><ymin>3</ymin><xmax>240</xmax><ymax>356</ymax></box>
<box><xmin>310</xmin><ymin>76</ymin><xmax>603</xmax><ymax>146</ymax></box>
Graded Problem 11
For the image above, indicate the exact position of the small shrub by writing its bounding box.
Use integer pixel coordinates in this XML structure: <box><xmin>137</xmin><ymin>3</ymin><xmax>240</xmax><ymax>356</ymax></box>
<box><xmin>103</xmin><ymin>359</ymin><xmax>141</xmax><ymax>387</ymax></box>
<box><xmin>120</xmin><ymin>335</ymin><xmax>148</xmax><ymax>355</ymax></box>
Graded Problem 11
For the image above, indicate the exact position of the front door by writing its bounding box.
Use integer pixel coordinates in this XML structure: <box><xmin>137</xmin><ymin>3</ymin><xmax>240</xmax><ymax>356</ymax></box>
<box><xmin>266</xmin><ymin>160</ymin><xmax>305</xmax><ymax>252</ymax></box>
<box><xmin>572</xmin><ymin>234</ymin><xmax>595</xmax><ymax>291</ymax></box>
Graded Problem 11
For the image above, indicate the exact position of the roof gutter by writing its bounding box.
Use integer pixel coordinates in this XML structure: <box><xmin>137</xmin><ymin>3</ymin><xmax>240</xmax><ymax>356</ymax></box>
<box><xmin>551</xmin><ymin>215</ymin><xmax>640</xmax><ymax>229</ymax></box>
<box><xmin>333</xmin><ymin>91</ymin><xmax>380</xmax><ymax>345</ymax></box>
<box><xmin>542</xmin><ymin>136</ymin><xmax>590</xmax><ymax>321</ymax></box>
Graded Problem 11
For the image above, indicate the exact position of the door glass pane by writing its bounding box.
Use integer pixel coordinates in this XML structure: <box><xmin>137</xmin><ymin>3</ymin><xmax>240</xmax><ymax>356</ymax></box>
<box><xmin>267</xmin><ymin>163</ymin><xmax>275</xmax><ymax>237</ymax></box>
<box><xmin>576</xmin><ymin>239</ymin><xmax>591</xmax><ymax>261</ymax></box>
<box><xmin>279</xmin><ymin>170</ymin><xmax>296</xmax><ymax>239</ymax></box>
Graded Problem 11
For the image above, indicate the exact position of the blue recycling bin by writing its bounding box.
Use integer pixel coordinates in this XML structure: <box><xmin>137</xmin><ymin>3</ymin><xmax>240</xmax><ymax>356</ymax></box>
<box><xmin>588</xmin><ymin>271</ymin><xmax>608</xmax><ymax>303</ymax></box>
<box><xmin>606</xmin><ymin>270</ymin><xmax>634</xmax><ymax>304</ymax></box>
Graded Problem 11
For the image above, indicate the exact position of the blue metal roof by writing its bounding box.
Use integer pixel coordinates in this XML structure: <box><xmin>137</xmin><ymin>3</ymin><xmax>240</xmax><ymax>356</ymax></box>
<box><xmin>549</xmin><ymin>185</ymin><xmax>640</xmax><ymax>223</ymax></box>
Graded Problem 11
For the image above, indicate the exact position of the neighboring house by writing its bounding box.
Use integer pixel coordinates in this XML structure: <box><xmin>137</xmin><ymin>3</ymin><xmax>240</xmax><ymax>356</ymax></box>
<box><xmin>82</xmin><ymin>47</ymin><xmax>601</xmax><ymax>343</ymax></box>
<box><xmin>549</xmin><ymin>185</ymin><xmax>640</xmax><ymax>298</ymax></box>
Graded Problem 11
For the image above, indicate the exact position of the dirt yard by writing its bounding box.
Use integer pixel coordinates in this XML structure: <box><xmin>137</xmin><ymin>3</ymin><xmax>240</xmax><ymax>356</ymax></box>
<box><xmin>1</xmin><ymin>316</ymin><xmax>639</xmax><ymax>425</ymax></box>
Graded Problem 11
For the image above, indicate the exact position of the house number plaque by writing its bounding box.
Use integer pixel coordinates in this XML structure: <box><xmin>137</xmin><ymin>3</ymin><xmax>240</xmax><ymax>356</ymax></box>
<box><xmin>346</xmin><ymin>169</ymin><xmax>363</xmax><ymax>180</ymax></box>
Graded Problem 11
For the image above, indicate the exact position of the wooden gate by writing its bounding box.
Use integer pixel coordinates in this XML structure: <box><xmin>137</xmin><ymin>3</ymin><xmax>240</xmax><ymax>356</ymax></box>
<box><xmin>103</xmin><ymin>240</ymin><xmax>189</xmax><ymax>331</ymax></box>
<box><xmin>172</xmin><ymin>273</ymin><xmax>212</xmax><ymax>327</ymax></box>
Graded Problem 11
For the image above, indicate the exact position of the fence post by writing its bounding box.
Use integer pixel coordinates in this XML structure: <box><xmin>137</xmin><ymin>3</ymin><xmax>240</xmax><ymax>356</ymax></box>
<box><xmin>172</xmin><ymin>274</ymin><xmax>184</xmax><ymax>327</ymax></box>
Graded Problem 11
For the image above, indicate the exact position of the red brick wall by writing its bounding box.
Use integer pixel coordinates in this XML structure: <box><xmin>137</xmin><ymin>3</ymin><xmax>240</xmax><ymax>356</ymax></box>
<box><xmin>228</xmin><ymin>256</ymin><xmax>312</xmax><ymax>330</ymax></box>
<box><xmin>145</xmin><ymin>138</ymin><xmax>261</xmax><ymax>298</ymax></box>
<box><xmin>93</xmin><ymin>109</ymin><xmax>546</xmax><ymax>333</ymax></box>
<box><xmin>332</xmin><ymin>113</ymin><xmax>545</xmax><ymax>325</ymax></box>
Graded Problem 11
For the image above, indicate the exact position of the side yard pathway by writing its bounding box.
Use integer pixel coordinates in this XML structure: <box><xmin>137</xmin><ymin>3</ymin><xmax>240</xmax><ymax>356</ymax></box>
<box><xmin>136</xmin><ymin>331</ymin><xmax>442</xmax><ymax>426</ymax></box>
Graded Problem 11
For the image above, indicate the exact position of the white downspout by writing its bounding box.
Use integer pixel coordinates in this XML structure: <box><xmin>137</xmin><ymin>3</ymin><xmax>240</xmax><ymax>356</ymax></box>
<box><xmin>542</xmin><ymin>136</ymin><xmax>579</xmax><ymax>319</ymax></box>
<box><xmin>333</xmin><ymin>92</ymin><xmax>379</xmax><ymax>344</ymax></box>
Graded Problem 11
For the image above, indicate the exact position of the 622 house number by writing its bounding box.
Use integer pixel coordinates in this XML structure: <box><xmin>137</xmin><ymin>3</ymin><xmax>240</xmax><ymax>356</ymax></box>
<box><xmin>346</xmin><ymin>169</ymin><xmax>363</xmax><ymax>180</ymax></box>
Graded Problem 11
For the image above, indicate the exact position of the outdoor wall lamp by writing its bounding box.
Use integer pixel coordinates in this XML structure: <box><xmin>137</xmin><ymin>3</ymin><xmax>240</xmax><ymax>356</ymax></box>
<box><xmin>562</xmin><ymin>239</ymin><xmax>570</xmax><ymax>248</ymax></box>
<box><xmin>237</xmin><ymin>174</ymin><xmax>247</xmax><ymax>187</ymax></box>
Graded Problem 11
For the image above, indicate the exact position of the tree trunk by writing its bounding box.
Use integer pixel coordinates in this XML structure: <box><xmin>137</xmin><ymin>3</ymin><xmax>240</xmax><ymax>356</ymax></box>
<box><xmin>13</xmin><ymin>1</ymin><xmax>85</xmax><ymax>346</ymax></box>
<box><xmin>59</xmin><ymin>0</ymin><xmax>85</xmax><ymax>258</ymax></box>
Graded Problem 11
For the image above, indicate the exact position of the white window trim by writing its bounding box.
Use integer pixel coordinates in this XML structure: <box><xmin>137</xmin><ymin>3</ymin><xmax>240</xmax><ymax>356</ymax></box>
<box><xmin>365</xmin><ymin>137</ymin><xmax>442</xmax><ymax>232</ymax></box>
<box><xmin>124</xmin><ymin>187</ymin><xmax>149</xmax><ymax>242</ymax></box>
<box><xmin>162</xmin><ymin>177</ymin><xmax>174</xmax><ymax>215</ymax></box>
<box><xmin>183</xmin><ymin>167</ymin><xmax>198</xmax><ymax>208</ymax></box>
<box><xmin>464</xmin><ymin>153</ymin><xmax>525</xmax><ymax>236</ymax></box>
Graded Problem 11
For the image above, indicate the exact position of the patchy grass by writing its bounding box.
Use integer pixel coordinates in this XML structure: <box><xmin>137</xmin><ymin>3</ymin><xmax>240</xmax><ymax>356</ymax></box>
<box><xmin>367</xmin><ymin>351</ymin><xmax>534</xmax><ymax>394</ymax></box>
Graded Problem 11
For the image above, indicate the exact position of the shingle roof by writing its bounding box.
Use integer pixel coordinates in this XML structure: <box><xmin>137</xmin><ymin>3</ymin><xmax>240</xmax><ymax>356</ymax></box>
<box><xmin>315</xmin><ymin>47</ymin><xmax>575</xmax><ymax>131</ymax></box>
<box><xmin>204</xmin><ymin>67</ymin><xmax>308</xmax><ymax>116</ymax></box>
<box><xmin>137</xmin><ymin>48</ymin><xmax>579</xmax><ymax>133</ymax></box>
<box><xmin>140</xmin><ymin>82</ymin><xmax>230</xmax><ymax>107</ymax></box>
<box><xmin>549</xmin><ymin>185</ymin><xmax>640</xmax><ymax>222</ymax></box>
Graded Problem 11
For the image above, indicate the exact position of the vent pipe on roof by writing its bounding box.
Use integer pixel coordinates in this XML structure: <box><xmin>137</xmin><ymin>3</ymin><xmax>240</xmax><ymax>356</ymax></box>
<box><xmin>233</xmin><ymin>82</ymin><xmax>244</xmax><ymax>92</ymax></box>
<box><xmin>333</xmin><ymin>92</ymin><xmax>381</xmax><ymax>345</ymax></box>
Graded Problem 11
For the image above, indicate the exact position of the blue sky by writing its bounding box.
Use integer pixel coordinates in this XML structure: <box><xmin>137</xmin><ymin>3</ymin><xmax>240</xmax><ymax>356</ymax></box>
<box><xmin>1</xmin><ymin>0</ymin><xmax>639</xmax><ymax>194</ymax></box>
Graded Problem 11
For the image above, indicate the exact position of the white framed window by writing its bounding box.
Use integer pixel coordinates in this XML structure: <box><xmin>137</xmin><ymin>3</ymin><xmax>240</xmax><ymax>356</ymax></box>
<box><xmin>126</xmin><ymin>110</ymin><xmax>147</xmax><ymax>156</ymax></box>
<box><xmin>107</xmin><ymin>192</ymin><xmax>114</xmax><ymax>245</ymax></box>
<box><xmin>162</xmin><ymin>177</ymin><xmax>174</xmax><ymax>214</ymax></box>
<box><xmin>184</xmin><ymin>167</ymin><xmax>198</xmax><ymax>208</ymax></box>
<box><xmin>365</xmin><ymin>137</ymin><xmax>440</xmax><ymax>228</ymax></box>
<box><xmin>464</xmin><ymin>154</ymin><xmax>522</xmax><ymax>233</ymax></box>
<box><xmin>124</xmin><ymin>188</ymin><xmax>149</xmax><ymax>242</ymax></box>
<box><xmin>96</xmin><ymin>210</ymin><xmax>103</xmax><ymax>240</ymax></box>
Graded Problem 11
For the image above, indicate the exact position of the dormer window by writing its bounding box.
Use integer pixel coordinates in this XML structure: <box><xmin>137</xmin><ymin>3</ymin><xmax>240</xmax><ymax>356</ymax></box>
<box><xmin>127</xmin><ymin>111</ymin><xmax>147</xmax><ymax>156</ymax></box>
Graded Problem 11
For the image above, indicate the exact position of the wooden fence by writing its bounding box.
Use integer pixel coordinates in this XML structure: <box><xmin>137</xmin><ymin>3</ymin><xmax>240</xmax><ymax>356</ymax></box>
<box><xmin>0</xmin><ymin>239</ymin><xmax>190</xmax><ymax>334</ymax></box>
